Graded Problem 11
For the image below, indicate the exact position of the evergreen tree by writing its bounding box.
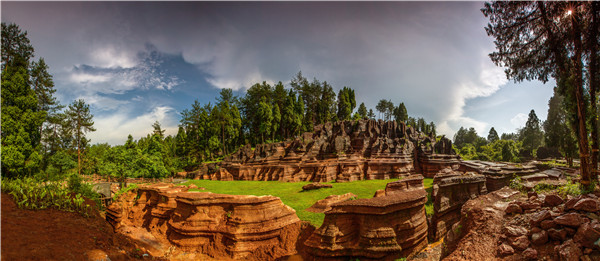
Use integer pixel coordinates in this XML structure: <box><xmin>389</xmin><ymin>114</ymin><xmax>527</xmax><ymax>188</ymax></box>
<box><xmin>336</xmin><ymin>86</ymin><xmax>356</xmax><ymax>121</ymax></box>
<box><xmin>519</xmin><ymin>109</ymin><xmax>544</xmax><ymax>156</ymax></box>
<box><xmin>357</xmin><ymin>103</ymin><xmax>368</xmax><ymax>119</ymax></box>
<box><xmin>257</xmin><ymin>97</ymin><xmax>273</xmax><ymax>143</ymax></box>
<box><xmin>367</xmin><ymin>109</ymin><xmax>376</xmax><ymax>119</ymax></box>
<box><xmin>65</xmin><ymin>99</ymin><xmax>96</xmax><ymax>175</ymax></box>
<box><xmin>1</xmin><ymin>23</ymin><xmax>45</xmax><ymax>177</ymax></box>
<box><xmin>488</xmin><ymin>127</ymin><xmax>500</xmax><ymax>143</ymax></box>
<box><xmin>394</xmin><ymin>102</ymin><xmax>408</xmax><ymax>123</ymax></box>
<box><xmin>272</xmin><ymin>104</ymin><xmax>281</xmax><ymax>141</ymax></box>
<box><xmin>152</xmin><ymin>121</ymin><xmax>165</xmax><ymax>138</ymax></box>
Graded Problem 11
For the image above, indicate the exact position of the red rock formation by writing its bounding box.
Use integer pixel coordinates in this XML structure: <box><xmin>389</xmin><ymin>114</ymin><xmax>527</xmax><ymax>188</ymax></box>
<box><xmin>197</xmin><ymin>119</ymin><xmax>458</xmax><ymax>182</ymax></box>
<box><xmin>430</xmin><ymin>169</ymin><xmax>487</xmax><ymax>241</ymax></box>
<box><xmin>305</xmin><ymin>193</ymin><xmax>357</xmax><ymax>213</ymax></box>
<box><xmin>459</xmin><ymin>160</ymin><xmax>539</xmax><ymax>192</ymax></box>
<box><xmin>303</xmin><ymin>175</ymin><xmax>428</xmax><ymax>260</ymax></box>
<box><xmin>107</xmin><ymin>184</ymin><xmax>302</xmax><ymax>260</ymax></box>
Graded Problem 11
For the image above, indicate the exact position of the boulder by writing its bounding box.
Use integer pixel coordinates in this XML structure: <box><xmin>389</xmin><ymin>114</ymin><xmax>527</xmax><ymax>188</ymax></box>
<box><xmin>574</xmin><ymin>198</ymin><xmax>600</xmax><ymax>212</ymax></box>
<box><xmin>548</xmin><ymin>228</ymin><xmax>568</xmax><ymax>241</ymax></box>
<box><xmin>544</xmin><ymin>194</ymin><xmax>564</xmax><ymax>207</ymax></box>
<box><xmin>540</xmin><ymin>219</ymin><xmax>557</xmax><ymax>230</ymax></box>
<box><xmin>498</xmin><ymin>243</ymin><xmax>514</xmax><ymax>256</ymax></box>
<box><xmin>574</xmin><ymin>221</ymin><xmax>600</xmax><ymax>249</ymax></box>
<box><xmin>302</xmin><ymin>183</ymin><xmax>333</xmax><ymax>191</ymax></box>
<box><xmin>530</xmin><ymin>230</ymin><xmax>548</xmax><ymax>245</ymax></box>
<box><xmin>556</xmin><ymin>239</ymin><xmax>583</xmax><ymax>261</ymax></box>
<box><xmin>505</xmin><ymin>203</ymin><xmax>523</xmax><ymax>215</ymax></box>
<box><xmin>511</xmin><ymin>235</ymin><xmax>530</xmax><ymax>251</ymax></box>
<box><xmin>522</xmin><ymin>247</ymin><xmax>538</xmax><ymax>260</ymax></box>
<box><xmin>504</xmin><ymin>225</ymin><xmax>528</xmax><ymax>237</ymax></box>
<box><xmin>530</xmin><ymin>210</ymin><xmax>552</xmax><ymax>226</ymax></box>
<box><xmin>554</xmin><ymin>213</ymin><xmax>584</xmax><ymax>227</ymax></box>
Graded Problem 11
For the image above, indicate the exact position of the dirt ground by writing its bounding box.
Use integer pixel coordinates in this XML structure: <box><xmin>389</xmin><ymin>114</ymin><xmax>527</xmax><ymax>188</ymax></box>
<box><xmin>1</xmin><ymin>192</ymin><xmax>154</xmax><ymax>261</ymax></box>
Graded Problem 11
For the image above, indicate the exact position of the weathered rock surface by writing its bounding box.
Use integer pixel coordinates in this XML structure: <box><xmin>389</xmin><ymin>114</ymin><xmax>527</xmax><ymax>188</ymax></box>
<box><xmin>302</xmin><ymin>182</ymin><xmax>333</xmax><ymax>191</ymax></box>
<box><xmin>305</xmin><ymin>193</ymin><xmax>357</xmax><ymax>213</ymax></box>
<box><xmin>430</xmin><ymin>168</ymin><xmax>487</xmax><ymax>241</ymax></box>
<box><xmin>303</xmin><ymin>175</ymin><xmax>428</xmax><ymax>260</ymax></box>
<box><xmin>459</xmin><ymin>160</ymin><xmax>540</xmax><ymax>192</ymax></box>
<box><xmin>194</xmin><ymin>120</ymin><xmax>458</xmax><ymax>182</ymax></box>
<box><xmin>106</xmin><ymin>183</ymin><xmax>302</xmax><ymax>260</ymax></box>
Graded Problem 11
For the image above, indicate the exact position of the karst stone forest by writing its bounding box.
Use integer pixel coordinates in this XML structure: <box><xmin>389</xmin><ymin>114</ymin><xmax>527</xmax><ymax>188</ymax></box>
<box><xmin>2</xmin><ymin>1</ymin><xmax>600</xmax><ymax>261</ymax></box>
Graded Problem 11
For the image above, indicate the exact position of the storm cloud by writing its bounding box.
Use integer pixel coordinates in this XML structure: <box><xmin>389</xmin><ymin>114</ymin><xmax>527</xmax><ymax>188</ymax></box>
<box><xmin>2</xmin><ymin>1</ymin><xmax>553</xmax><ymax>145</ymax></box>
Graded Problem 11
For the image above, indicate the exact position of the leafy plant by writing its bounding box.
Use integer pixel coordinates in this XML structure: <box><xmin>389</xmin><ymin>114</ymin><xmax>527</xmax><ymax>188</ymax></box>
<box><xmin>509</xmin><ymin>175</ymin><xmax>524</xmax><ymax>191</ymax></box>
<box><xmin>1</xmin><ymin>176</ymin><xmax>98</xmax><ymax>216</ymax></box>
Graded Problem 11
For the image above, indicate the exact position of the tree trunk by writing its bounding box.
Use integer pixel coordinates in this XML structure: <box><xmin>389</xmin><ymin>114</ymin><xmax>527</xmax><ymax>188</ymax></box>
<box><xmin>572</xmin><ymin>12</ymin><xmax>592</xmax><ymax>186</ymax></box>
<box><xmin>589</xmin><ymin>2</ymin><xmax>600</xmax><ymax>183</ymax></box>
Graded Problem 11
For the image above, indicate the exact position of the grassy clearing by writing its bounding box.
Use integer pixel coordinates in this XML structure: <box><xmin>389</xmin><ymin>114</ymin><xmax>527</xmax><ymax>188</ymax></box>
<box><xmin>184</xmin><ymin>178</ymin><xmax>434</xmax><ymax>227</ymax></box>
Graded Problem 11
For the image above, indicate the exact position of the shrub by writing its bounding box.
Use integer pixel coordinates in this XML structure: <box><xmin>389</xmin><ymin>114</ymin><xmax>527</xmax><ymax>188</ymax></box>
<box><xmin>558</xmin><ymin>179</ymin><xmax>582</xmax><ymax>197</ymax></box>
<box><xmin>1</xmin><ymin>176</ymin><xmax>98</xmax><ymax>216</ymax></box>
<box><xmin>509</xmin><ymin>175</ymin><xmax>524</xmax><ymax>191</ymax></box>
<box><xmin>113</xmin><ymin>184</ymin><xmax>138</xmax><ymax>201</ymax></box>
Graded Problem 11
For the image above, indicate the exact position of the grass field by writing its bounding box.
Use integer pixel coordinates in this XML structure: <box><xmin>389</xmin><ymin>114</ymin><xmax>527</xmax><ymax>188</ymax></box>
<box><xmin>184</xmin><ymin>178</ymin><xmax>434</xmax><ymax>227</ymax></box>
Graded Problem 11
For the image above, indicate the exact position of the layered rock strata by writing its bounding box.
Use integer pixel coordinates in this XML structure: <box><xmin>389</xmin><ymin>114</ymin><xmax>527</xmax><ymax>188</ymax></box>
<box><xmin>303</xmin><ymin>175</ymin><xmax>428</xmax><ymax>260</ymax></box>
<box><xmin>200</xmin><ymin>120</ymin><xmax>458</xmax><ymax>182</ymax></box>
<box><xmin>459</xmin><ymin>160</ymin><xmax>539</xmax><ymax>192</ymax></box>
<box><xmin>107</xmin><ymin>184</ymin><xmax>302</xmax><ymax>260</ymax></box>
<box><xmin>430</xmin><ymin>169</ymin><xmax>487</xmax><ymax>241</ymax></box>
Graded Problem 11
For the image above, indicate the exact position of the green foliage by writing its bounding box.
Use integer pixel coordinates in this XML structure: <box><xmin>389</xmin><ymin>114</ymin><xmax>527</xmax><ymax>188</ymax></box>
<box><xmin>519</xmin><ymin>109</ymin><xmax>544</xmax><ymax>156</ymax></box>
<box><xmin>509</xmin><ymin>176</ymin><xmax>524</xmax><ymax>191</ymax></box>
<box><xmin>1</xmin><ymin>176</ymin><xmax>99</xmax><ymax>216</ymax></box>
<box><xmin>112</xmin><ymin>184</ymin><xmax>138</xmax><ymax>201</ymax></box>
<box><xmin>357</xmin><ymin>102</ymin><xmax>368</xmax><ymax>119</ymax></box>
<box><xmin>488</xmin><ymin>127</ymin><xmax>499</xmax><ymax>143</ymax></box>
<box><xmin>558</xmin><ymin>179</ymin><xmax>583</xmax><ymax>197</ymax></box>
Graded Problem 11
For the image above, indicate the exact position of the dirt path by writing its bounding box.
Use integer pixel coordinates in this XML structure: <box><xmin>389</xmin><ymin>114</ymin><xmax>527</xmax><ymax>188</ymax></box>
<box><xmin>1</xmin><ymin>192</ymin><xmax>150</xmax><ymax>260</ymax></box>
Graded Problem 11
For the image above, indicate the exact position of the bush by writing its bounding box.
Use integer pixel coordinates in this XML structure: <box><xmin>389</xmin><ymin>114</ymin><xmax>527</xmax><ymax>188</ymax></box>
<box><xmin>113</xmin><ymin>184</ymin><xmax>138</xmax><ymax>201</ymax></box>
<box><xmin>558</xmin><ymin>179</ymin><xmax>583</xmax><ymax>197</ymax></box>
<box><xmin>509</xmin><ymin>175</ymin><xmax>524</xmax><ymax>191</ymax></box>
<box><xmin>1</xmin><ymin>176</ymin><xmax>99</xmax><ymax>216</ymax></box>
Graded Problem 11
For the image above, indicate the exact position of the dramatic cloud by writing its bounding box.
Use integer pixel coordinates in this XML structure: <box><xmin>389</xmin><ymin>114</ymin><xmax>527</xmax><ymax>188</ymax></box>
<box><xmin>2</xmin><ymin>1</ymin><xmax>552</xmax><ymax>144</ymax></box>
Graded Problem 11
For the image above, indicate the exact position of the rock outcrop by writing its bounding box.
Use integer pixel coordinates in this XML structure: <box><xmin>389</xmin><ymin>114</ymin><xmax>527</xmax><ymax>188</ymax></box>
<box><xmin>303</xmin><ymin>175</ymin><xmax>428</xmax><ymax>260</ymax></box>
<box><xmin>429</xmin><ymin>168</ymin><xmax>487</xmax><ymax>241</ymax></box>
<box><xmin>196</xmin><ymin>120</ymin><xmax>459</xmax><ymax>182</ymax></box>
<box><xmin>107</xmin><ymin>183</ymin><xmax>302</xmax><ymax>260</ymax></box>
<box><xmin>459</xmin><ymin>160</ymin><xmax>540</xmax><ymax>192</ymax></box>
<box><xmin>305</xmin><ymin>193</ymin><xmax>357</xmax><ymax>213</ymax></box>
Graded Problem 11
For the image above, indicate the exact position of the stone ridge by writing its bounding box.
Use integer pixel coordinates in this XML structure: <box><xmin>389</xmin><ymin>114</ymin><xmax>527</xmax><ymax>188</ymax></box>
<box><xmin>107</xmin><ymin>184</ymin><xmax>302</xmax><ymax>260</ymax></box>
<box><xmin>200</xmin><ymin>119</ymin><xmax>459</xmax><ymax>182</ymax></box>
<box><xmin>303</xmin><ymin>174</ymin><xmax>429</xmax><ymax>260</ymax></box>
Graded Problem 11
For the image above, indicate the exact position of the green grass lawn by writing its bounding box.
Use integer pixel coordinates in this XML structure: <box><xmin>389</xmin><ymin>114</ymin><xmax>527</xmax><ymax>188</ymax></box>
<box><xmin>184</xmin><ymin>178</ymin><xmax>434</xmax><ymax>227</ymax></box>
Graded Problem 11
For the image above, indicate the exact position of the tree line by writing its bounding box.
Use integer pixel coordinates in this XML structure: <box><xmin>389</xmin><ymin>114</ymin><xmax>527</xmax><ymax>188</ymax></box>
<box><xmin>453</xmin><ymin>95</ymin><xmax>577</xmax><ymax>165</ymax></box>
<box><xmin>483</xmin><ymin>1</ymin><xmax>599</xmax><ymax>186</ymax></box>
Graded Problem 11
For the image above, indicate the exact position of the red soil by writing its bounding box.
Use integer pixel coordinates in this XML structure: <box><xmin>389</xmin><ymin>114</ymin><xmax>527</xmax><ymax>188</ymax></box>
<box><xmin>1</xmin><ymin>192</ymin><xmax>154</xmax><ymax>261</ymax></box>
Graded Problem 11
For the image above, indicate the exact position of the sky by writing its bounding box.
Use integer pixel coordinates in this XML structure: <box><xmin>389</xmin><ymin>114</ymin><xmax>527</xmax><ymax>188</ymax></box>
<box><xmin>1</xmin><ymin>1</ymin><xmax>554</xmax><ymax>145</ymax></box>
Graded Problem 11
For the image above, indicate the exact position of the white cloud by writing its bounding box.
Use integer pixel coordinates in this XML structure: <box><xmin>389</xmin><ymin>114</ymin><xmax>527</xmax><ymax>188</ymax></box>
<box><xmin>88</xmin><ymin>106</ymin><xmax>179</xmax><ymax>145</ymax></box>
<box><xmin>70</xmin><ymin>72</ymin><xmax>110</xmax><ymax>84</ymax></box>
<box><xmin>90</xmin><ymin>47</ymin><xmax>137</xmax><ymax>69</ymax></box>
<box><xmin>510</xmin><ymin>113</ymin><xmax>528</xmax><ymax>128</ymax></box>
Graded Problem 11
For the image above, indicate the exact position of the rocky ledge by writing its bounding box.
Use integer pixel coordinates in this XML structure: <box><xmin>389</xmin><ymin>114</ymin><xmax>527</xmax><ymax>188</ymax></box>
<box><xmin>303</xmin><ymin>175</ymin><xmax>428</xmax><ymax>260</ymax></box>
